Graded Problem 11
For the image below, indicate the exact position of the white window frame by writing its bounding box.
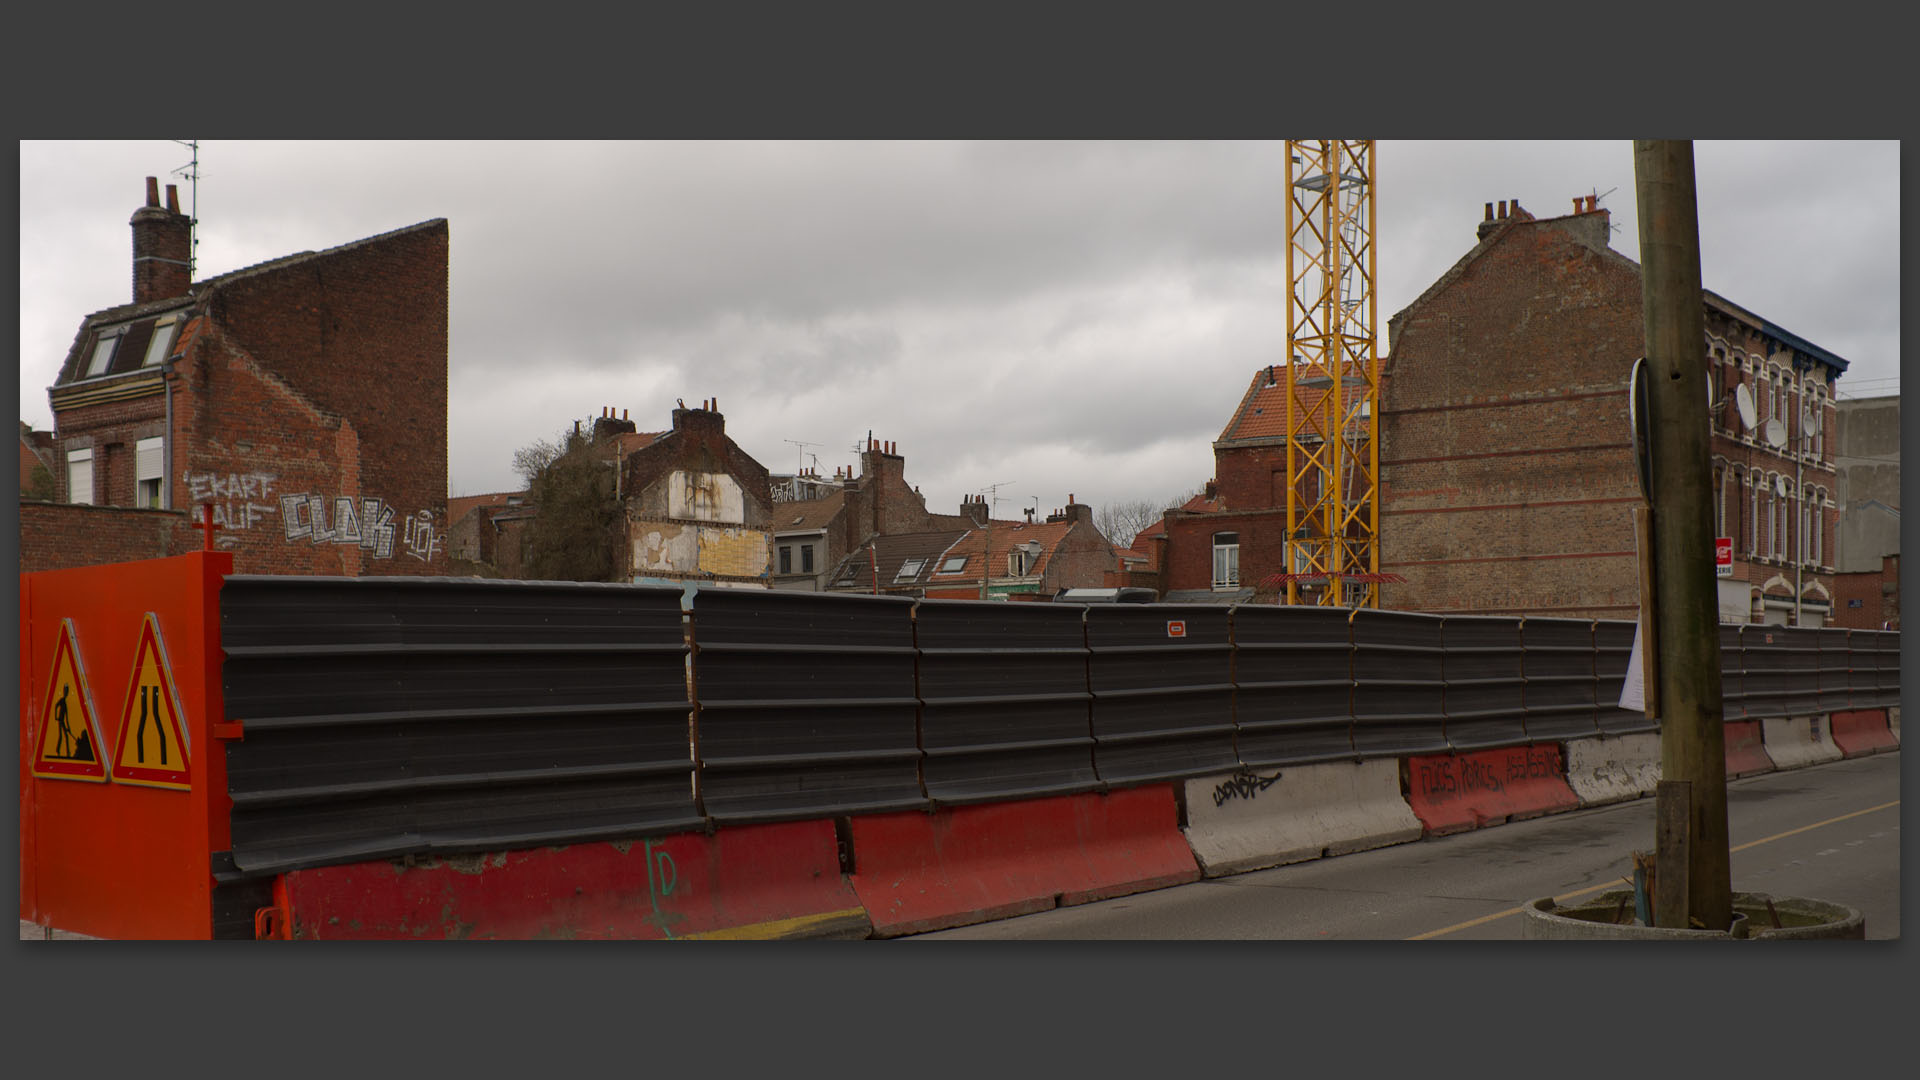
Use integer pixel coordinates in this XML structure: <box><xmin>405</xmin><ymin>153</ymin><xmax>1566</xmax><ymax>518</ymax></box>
<box><xmin>136</xmin><ymin>436</ymin><xmax>165</xmax><ymax>509</ymax></box>
<box><xmin>142</xmin><ymin>317</ymin><xmax>180</xmax><ymax>368</ymax></box>
<box><xmin>895</xmin><ymin>557</ymin><xmax>926</xmax><ymax>582</ymax></box>
<box><xmin>67</xmin><ymin>447</ymin><xmax>94</xmax><ymax>505</ymax></box>
<box><xmin>85</xmin><ymin>329</ymin><xmax>123</xmax><ymax>378</ymax></box>
<box><xmin>1212</xmin><ymin>532</ymin><xmax>1240</xmax><ymax>590</ymax></box>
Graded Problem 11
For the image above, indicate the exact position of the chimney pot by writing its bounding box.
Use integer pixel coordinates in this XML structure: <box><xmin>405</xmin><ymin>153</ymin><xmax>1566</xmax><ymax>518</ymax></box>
<box><xmin>146</xmin><ymin>177</ymin><xmax>160</xmax><ymax>207</ymax></box>
<box><xmin>1511</xmin><ymin>198</ymin><xmax>1520</xmax><ymax>214</ymax></box>
<box><xmin>1498</xmin><ymin>200</ymin><xmax>1507</xmax><ymax>218</ymax></box>
<box><xmin>1484</xmin><ymin>202</ymin><xmax>1494</xmax><ymax>221</ymax></box>
<box><xmin>166</xmin><ymin>185</ymin><xmax>180</xmax><ymax>213</ymax></box>
<box><xmin>1573</xmin><ymin>197</ymin><xmax>1583</xmax><ymax>213</ymax></box>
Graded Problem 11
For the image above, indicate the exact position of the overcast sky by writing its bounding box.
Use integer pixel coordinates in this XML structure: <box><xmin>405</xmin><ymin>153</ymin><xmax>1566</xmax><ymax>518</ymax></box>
<box><xmin>18</xmin><ymin>140</ymin><xmax>1901</xmax><ymax>529</ymax></box>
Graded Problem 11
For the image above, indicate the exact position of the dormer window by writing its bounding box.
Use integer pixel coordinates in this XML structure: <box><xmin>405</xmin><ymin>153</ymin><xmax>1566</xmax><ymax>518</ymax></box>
<box><xmin>142</xmin><ymin>315</ymin><xmax>181</xmax><ymax>367</ymax></box>
<box><xmin>85</xmin><ymin>327</ymin><xmax>125</xmax><ymax>377</ymax></box>
<box><xmin>1009</xmin><ymin>550</ymin><xmax>1029</xmax><ymax>576</ymax></box>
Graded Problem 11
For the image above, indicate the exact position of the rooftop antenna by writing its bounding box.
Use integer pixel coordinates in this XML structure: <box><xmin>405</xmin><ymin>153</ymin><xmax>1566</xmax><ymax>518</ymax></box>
<box><xmin>972</xmin><ymin>480</ymin><xmax>1016</xmax><ymax>601</ymax></box>
<box><xmin>170</xmin><ymin>140</ymin><xmax>200</xmax><ymax>280</ymax></box>
<box><xmin>784</xmin><ymin>439</ymin><xmax>820</xmax><ymax>474</ymax></box>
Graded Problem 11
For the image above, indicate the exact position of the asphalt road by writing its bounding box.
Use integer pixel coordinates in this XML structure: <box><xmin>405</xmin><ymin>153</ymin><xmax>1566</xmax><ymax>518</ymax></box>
<box><xmin>909</xmin><ymin>749</ymin><xmax>1902</xmax><ymax>940</ymax></box>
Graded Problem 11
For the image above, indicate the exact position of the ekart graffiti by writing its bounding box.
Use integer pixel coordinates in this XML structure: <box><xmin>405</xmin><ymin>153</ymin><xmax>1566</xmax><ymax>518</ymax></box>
<box><xmin>182</xmin><ymin>469</ymin><xmax>441</xmax><ymax>561</ymax></box>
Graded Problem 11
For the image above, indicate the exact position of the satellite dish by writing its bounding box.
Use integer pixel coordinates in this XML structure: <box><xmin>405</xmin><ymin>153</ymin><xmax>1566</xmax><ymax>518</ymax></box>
<box><xmin>1775</xmin><ymin>474</ymin><xmax>1790</xmax><ymax>496</ymax></box>
<box><xmin>1733</xmin><ymin>384</ymin><xmax>1756</xmax><ymax>430</ymax></box>
<box><xmin>1763</xmin><ymin>418</ymin><xmax>1787</xmax><ymax>448</ymax></box>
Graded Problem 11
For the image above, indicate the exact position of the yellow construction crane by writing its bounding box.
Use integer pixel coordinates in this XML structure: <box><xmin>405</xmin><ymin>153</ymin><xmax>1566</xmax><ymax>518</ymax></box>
<box><xmin>1282</xmin><ymin>140</ymin><xmax>1382</xmax><ymax>607</ymax></box>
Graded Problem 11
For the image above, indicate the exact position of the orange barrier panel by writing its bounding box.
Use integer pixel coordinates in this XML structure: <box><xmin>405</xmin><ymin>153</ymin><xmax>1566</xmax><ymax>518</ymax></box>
<box><xmin>18</xmin><ymin>552</ymin><xmax>232</xmax><ymax>939</ymax></box>
<box><xmin>848</xmin><ymin>785</ymin><xmax>1199</xmax><ymax>937</ymax></box>
<box><xmin>1723</xmin><ymin>720</ymin><xmax>1775</xmax><ymax>778</ymax></box>
<box><xmin>1405</xmin><ymin>745</ymin><xmax>1582</xmax><ymax>836</ymax></box>
<box><xmin>1828</xmin><ymin>710</ymin><xmax>1898</xmax><ymax>757</ymax></box>
<box><xmin>274</xmin><ymin>819</ymin><xmax>870</xmax><ymax>940</ymax></box>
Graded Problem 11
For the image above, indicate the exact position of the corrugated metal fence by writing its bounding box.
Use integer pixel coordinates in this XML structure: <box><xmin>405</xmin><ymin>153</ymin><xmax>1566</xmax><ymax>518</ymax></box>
<box><xmin>219</xmin><ymin>576</ymin><xmax>1900</xmax><ymax>877</ymax></box>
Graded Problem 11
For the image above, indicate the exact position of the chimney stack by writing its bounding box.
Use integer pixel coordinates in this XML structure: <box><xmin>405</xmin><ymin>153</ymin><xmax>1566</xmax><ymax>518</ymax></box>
<box><xmin>131</xmin><ymin>176</ymin><xmax>192</xmax><ymax>303</ymax></box>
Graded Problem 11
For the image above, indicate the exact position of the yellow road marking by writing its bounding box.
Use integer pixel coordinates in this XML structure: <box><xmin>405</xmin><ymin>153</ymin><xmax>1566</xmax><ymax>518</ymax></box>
<box><xmin>678</xmin><ymin>908</ymin><xmax>870</xmax><ymax>940</ymax></box>
<box><xmin>1406</xmin><ymin>798</ymin><xmax>1899</xmax><ymax>940</ymax></box>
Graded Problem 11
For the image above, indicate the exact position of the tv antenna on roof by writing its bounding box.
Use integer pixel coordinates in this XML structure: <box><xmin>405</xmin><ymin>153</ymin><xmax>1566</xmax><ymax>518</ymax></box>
<box><xmin>171</xmin><ymin>140</ymin><xmax>200</xmax><ymax>280</ymax></box>
<box><xmin>784</xmin><ymin>439</ymin><xmax>820</xmax><ymax>474</ymax></box>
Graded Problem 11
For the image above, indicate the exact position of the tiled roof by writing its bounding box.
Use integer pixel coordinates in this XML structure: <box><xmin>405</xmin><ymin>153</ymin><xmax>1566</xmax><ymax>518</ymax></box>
<box><xmin>54</xmin><ymin>218</ymin><xmax>448</xmax><ymax>387</ymax></box>
<box><xmin>1217</xmin><ymin>366</ymin><xmax>1370</xmax><ymax>444</ymax></box>
<box><xmin>828</xmin><ymin>529</ymin><xmax>971</xmax><ymax>590</ymax></box>
<box><xmin>776</xmin><ymin>491</ymin><xmax>846</xmax><ymax>533</ymax></box>
<box><xmin>447</xmin><ymin>490</ymin><xmax>529</xmax><ymax>526</ymax></box>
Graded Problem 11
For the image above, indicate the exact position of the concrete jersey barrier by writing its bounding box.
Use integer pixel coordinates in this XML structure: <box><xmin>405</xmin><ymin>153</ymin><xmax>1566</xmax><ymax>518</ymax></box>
<box><xmin>1406</xmin><ymin>744</ymin><xmax>1582</xmax><ymax>835</ymax></box>
<box><xmin>1180</xmin><ymin>759</ymin><xmax>1422</xmax><ymax>877</ymax></box>
<box><xmin>1562</xmin><ymin>733</ymin><xmax>1661</xmax><ymax>807</ymax></box>
<box><xmin>1760</xmin><ymin>715</ymin><xmax>1844</xmax><ymax>770</ymax></box>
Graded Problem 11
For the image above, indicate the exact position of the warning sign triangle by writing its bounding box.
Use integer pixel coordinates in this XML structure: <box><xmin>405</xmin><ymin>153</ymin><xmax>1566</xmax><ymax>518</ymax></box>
<box><xmin>110</xmin><ymin>613</ymin><xmax>192</xmax><ymax>791</ymax></box>
<box><xmin>31</xmin><ymin>619</ymin><xmax>110</xmax><ymax>782</ymax></box>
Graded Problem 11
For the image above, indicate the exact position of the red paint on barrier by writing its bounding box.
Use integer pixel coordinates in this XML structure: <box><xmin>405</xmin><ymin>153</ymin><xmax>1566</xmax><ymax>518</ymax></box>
<box><xmin>279</xmin><ymin>819</ymin><xmax>870</xmax><ymax>940</ymax></box>
<box><xmin>1723</xmin><ymin>720</ymin><xmax>1775</xmax><ymax>778</ymax></box>
<box><xmin>19</xmin><ymin>552</ymin><xmax>232</xmax><ymax>939</ymax></box>
<box><xmin>1405</xmin><ymin>745</ymin><xmax>1581</xmax><ymax>836</ymax></box>
<box><xmin>848</xmin><ymin>785</ymin><xmax>1200</xmax><ymax>937</ymax></box>
<box><xmin>1828</xmin><ymin>710</ymin><xmax>1898</xmax><ymax>757</ymax></box>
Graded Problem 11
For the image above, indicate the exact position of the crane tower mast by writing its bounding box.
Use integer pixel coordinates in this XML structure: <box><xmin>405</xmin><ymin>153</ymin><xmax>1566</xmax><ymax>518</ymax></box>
<box><xmin>1283</xmin><ymin>140</ymin><xmax>1380</xmax><ymax>607</ymax></box>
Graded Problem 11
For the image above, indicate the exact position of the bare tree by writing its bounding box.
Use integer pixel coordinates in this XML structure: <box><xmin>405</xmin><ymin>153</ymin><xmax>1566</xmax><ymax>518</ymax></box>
<box><xmin>511</xmin><ymin>433</ymin><xmax>566</xmax><ymax>488</ymax></box>
<box><xmin>1096</xmin><ymin>487</ymin><xmax>1207</xmax><ymax>547</ymax></box>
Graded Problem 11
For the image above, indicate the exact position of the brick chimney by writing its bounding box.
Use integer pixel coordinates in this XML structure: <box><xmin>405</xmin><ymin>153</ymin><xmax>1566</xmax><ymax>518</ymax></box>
<box><xmin>1476</xmin><ymin>197</ymin><xmax>1534</xmax><ymax>242</ymax></box>
<box><xmin>131</xmin><ymin>177</ymin><xmax>192</xmax><ymax>303</ymax></box>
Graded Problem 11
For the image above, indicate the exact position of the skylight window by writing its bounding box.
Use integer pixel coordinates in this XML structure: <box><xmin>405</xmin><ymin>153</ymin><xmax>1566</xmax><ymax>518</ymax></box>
<box><xmin>142</xmin><ymin>316</ymin><xmax>180</xmax><ymax>367</ymax></box>
<box><xmin>938</xmin><ymin>556</ymin><xmax>968</xmax><ymax>574</ymax></box>
<box><xmin>85</xmin><ymin>328</ymin><xmax>124</xmax><ymax>377</ymax></box>
<box><xmin>895</xmin><ymin>557</ymin><xmax>927</xmax><ymax>581</ymax></box>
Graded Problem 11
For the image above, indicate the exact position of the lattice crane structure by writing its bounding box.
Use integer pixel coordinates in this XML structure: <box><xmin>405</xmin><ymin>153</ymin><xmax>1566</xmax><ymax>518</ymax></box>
<box><xmin>1282</xmin><ymin>140</ymin><xmax>1381</xmax><ymax>607</ymax></box>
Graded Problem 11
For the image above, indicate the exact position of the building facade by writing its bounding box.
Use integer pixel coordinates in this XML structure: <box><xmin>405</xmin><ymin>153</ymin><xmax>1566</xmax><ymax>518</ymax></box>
<box><xmin>1375</xmin><ymin>196</ymin><xmax>1847</xmax><ymax>623</ymax></box>
<box><xmin>24</xmin><ymin>177</ymin><xmax>450</xmax><ymax>575</ymax></box>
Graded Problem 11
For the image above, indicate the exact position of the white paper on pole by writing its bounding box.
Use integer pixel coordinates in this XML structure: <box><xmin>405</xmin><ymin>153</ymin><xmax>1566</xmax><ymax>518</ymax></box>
<box><xmin>1619</xmin><ymin>622</ymin><xmax>1646</xmax><ymax>712</ymax></box>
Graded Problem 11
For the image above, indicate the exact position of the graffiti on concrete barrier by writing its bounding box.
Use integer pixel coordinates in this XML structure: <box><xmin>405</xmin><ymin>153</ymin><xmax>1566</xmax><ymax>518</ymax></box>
<box><xmin>642</xmin><ymin>838</ymin><xmax>683</xmax><ymax>939</ymax></box>
<box><xmin>1415</xmin><ymin>746</ymin><xmax>1562</xmax><ymax>799</ymax></box>
<box><xmin>1213</xmin><ymin>767</ymin><xmax>1284</xmax><ymax>807</ymax></box>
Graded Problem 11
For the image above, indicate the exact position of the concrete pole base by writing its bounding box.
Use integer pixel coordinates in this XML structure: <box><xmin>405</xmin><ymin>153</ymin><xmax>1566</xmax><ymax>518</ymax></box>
<box><xmin>1522</xmin><ymin>890</ymin><xmax>1864</xmax><ymax>940</ymax></box>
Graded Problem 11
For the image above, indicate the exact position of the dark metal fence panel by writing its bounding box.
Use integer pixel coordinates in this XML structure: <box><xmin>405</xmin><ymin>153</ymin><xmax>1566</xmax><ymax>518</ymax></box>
<box><xmin>1719</xmin><ymin>624</ymin><xmax>1748</xmax><ymax>722</ymax></box>
<box><xmin>1850</xmin><ymin>629</ymin><xmax>1902</xmax><ymax>709</ymax></box>
<box><xmin>1229</xmin><ymin>605</ymin><xmax>1356</xmax><ymax>766</ymax></box>
<box><xmin>221</xmin><ymin>577</ymin><xmax>696</xmax><ymax>877</ymax></box>
<box><xmin>1816</xmin><ymin>628</ymin><xmax>1854</xmax><ymax>715</ymax></box>
<box><xmin>1349</xmin><ymin>609</ymin><xmax>1449</xmax><ymax>758</ymax></box>
<box><xmin>1084</xmin><ymin>605</ymin><xmax>1236</xmax><ymax>784</ymax></box>
<box><xmin>1741</xmin><ymin>625</ymin><xmax>1822</xmax><ymax>719</ymax></box>
<box><xmin>690</xmin><ymin>589</ymin><xmax>925</xmax><ymax>823</ymax></box>
<box><xmin>913</xmin><ymin>599</ymin><xmax>1096</xmax><ymax>805</ymax></box>
<box><xmin>1519</xmin><ymin>617</ymin><xmax>1599</xmax><ymax>740</ymax></box>
<box><xmin>1439</xmin><ymin>615</ymin><xmax>1529</xmax><ymax>750</ymax></box>
<box><xmin>1593</xmin><ymin>620</ymin><xmax>1657</xmax><ymax>735</ymax></box>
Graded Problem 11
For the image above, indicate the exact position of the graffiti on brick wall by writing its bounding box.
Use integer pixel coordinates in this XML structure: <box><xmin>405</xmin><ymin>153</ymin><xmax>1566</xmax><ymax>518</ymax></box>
<box><xmin>281</xmin><ymin>494</ymin><xmax>441</xmax><ymax>562</ymax></box>
<box><xmin>403</xmin><ymin>510</ymin><xmax>443</xmax><ymax>562</ymax></box>
<box><xmin>183</xmin><ymin>470</ymin><xmax>281</xmax><ymax>533</ymax></box>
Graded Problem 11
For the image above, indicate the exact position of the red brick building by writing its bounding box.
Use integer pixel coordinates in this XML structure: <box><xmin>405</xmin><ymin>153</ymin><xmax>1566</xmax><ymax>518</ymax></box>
<box><xmin>825</xmin><ymin>497</ymin><xmax>1120</xmax><ymax>600</ymax></box>
<box><xmin>23</xmin><ymin>177</ymin><xmax>450</xmax><ymax>575</ymax></box>
<box><xmin>1157</xmin><ymin>194</ymin><xmax>1852</xmax><ymax>622</ymax></box>
<box><xmin>770</xmin><ymin>436</ymin><xmax>979</xmax><ymax>592</ymax></box>
<box><xmin>1376</xmin><ymin>196</ymin><xmax>1846</xmax><ymax>622</ymax></box>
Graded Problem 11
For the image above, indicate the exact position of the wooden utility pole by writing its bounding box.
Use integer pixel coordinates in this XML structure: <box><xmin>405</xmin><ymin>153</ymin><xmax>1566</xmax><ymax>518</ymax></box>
<box><xmin>1633</xmin><ymin>140</ymin><xmax>1732</xmax><ymax>931</ymax></box>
